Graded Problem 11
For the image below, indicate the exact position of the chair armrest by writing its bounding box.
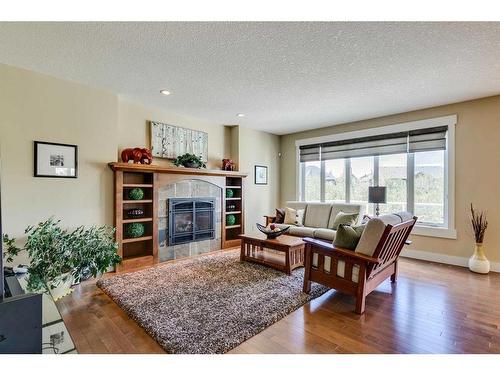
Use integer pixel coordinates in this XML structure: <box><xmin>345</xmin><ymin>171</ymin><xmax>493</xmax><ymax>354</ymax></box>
<box><xmin>303</xmin><ymin>237</ymin><xmax>381</xmax><ymax>264</ymax></box>
<box><xmin>332</xmin><ymin>247</ymin><xmax>381</xmax><ymax>264</ymax></box>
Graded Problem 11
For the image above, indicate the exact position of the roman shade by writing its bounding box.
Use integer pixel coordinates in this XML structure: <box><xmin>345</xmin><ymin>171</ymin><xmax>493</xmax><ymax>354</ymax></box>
<box><xmin>300</xmin><ymin>126</ymin><xmax>447</xmax><ymax>162</ymax></box>
<box><xmin>408</xmin><ymin>126</ymin><xmax>447</xmax><ymax>153</ymax></box>
<box><xmin>299</xmin><ymin>144</ymin><xmax>320</xmax><ymax>162</ymax></box>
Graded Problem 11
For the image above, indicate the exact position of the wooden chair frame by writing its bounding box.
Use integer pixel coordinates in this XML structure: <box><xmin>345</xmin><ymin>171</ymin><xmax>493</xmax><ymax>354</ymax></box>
<box><xmin>303</xmin><ymin>217</ymin><xmax>417</xmax><ymax>314</ymax></box>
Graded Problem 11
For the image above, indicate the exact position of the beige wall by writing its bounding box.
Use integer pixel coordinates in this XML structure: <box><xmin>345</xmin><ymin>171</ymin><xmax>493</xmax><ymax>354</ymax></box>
<box><xmin>0</xmin><ymin>64</ymin><xmax>279</xmax><ymax>264</ymax></box>
<box><xmin>280</xmin><ymin>96</ymin><xmax>500</xmax><ymax>263</ymax></box>
<box><xmin>237</xmin><ymin>126</ymin><xmax>280</xmax><ymax>233</ymax></box>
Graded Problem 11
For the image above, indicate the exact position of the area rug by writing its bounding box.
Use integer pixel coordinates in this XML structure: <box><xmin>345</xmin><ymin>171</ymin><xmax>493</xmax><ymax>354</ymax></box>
<box><xmin>97</xmin><ymin>251</ymin><xmax>329</xmax><ymax>354</ymax></box>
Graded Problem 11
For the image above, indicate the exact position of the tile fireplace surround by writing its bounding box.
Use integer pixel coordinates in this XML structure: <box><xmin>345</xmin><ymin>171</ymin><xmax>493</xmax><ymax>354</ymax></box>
<box><xmin>158</xmin><ymin>179</ymin><xmax>222</xmax><ymax>262</ymax></box>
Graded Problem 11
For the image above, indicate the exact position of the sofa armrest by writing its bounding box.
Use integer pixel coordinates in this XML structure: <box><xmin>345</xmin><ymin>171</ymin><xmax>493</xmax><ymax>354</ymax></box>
<box><xmin>263</xmin><ymin>215</ymin><xmax>276</xmax><ymax>225</ymax></box>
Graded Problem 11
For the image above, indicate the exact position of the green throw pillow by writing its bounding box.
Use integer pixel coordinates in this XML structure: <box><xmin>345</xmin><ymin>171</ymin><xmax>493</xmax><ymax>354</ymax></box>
<box><xmin>333</xmin><ymin>224</ymin><xmax>365</xmax><ymax>250</ymax></box>
<box><xmin>330</xmin><ymin>211</ymin><xmax>359</xmax><ymax>230</ymax></box>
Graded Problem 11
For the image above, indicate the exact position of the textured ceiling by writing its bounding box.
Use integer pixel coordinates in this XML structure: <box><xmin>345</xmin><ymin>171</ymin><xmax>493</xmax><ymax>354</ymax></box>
<box><xmin>0</xmin><ymin>22</ymin><xmax>499</xmax><ymax>135</ymax></box>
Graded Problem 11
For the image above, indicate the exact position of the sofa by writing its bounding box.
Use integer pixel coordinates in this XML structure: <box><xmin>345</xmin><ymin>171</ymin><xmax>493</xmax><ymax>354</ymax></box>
<box><xmin>267</xmin><ymin>201</ymin><xmax>414</xmax><ymax>242</ymax></box>
<box><xmin>268</xmin><ymin>201</ymin><xmax>364</xmax><ymax>241</ymax></box>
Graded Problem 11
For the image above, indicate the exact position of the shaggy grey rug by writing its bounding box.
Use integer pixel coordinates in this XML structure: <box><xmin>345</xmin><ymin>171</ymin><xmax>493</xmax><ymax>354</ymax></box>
<box><xmin>97</xmin><ymin>251</ymin><xmax>328</xmax><ymax>354</ymax></box>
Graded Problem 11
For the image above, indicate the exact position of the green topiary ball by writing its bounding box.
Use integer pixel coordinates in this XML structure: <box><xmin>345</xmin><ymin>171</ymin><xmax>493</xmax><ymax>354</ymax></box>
<box><xmin>127</xmin><ymin>223</ymin><xmax>145</xmax><ymax>238</ymax></box>
<box><xmin>226</xmin><ymin>188</ymin><xmax>234</xmax><ymax>198</ymax></box>
<box><xmin>226</xmin><ymin>214</ymin><xmax>236</xmax><ymax>226</ymax></box>
<box><xmin>128</xmin><ymin>188</ymin><xmax>144</xmax><ymax>200</ymax></box>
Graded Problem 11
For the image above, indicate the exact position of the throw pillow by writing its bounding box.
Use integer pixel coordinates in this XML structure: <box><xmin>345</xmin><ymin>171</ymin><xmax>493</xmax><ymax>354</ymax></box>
<box><xmin>333</xmin><ymin>224</ymin><xmax>365</xmax><ymax>250</ymax></box>
<box><xmin>275</xmin><ymin>208</ymin><xmax>285</xmax><ymax>224</ymax></box>
<box><xmin>284</xmin><ymin>207</ymin><xmax>305</xmax><ymax>226</ymax></box>
<box><xmin>330</xmin><ymin>211</ymin><xmax>359</xmax><ymax>230</ymax></box>
<box><xmin>361</xmin><ymin>214</ymin><xmax>373</xmax><ymax>225</ymax></box>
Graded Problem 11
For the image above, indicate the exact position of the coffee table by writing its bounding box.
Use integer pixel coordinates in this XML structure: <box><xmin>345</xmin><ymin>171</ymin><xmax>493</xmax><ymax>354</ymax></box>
<box><xmin>239</xmin><ymin>233</ymin><xmax>305</xmax><ymax>275</ymax></box>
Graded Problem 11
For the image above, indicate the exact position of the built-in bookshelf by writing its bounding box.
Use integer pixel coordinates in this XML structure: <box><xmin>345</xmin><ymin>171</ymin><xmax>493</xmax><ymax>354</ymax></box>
<box><xmin>223</xmin><ymin>176</ymin><xmax>244</xmax><ymax>249</ymax></box>
<box><xmin>113</xmin><ymin>169</ymin><xmax>158</xmax><ymax>271</ymax></box>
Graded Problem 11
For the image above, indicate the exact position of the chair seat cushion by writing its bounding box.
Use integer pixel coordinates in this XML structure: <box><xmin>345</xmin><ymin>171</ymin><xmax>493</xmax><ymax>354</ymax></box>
<box><xmin>313</xmin><ymin>228</ymin><xmax>336</xmax><ymax>241</ymax></box>
<box><xmin>312</xmin><ymin>255</ymin><xmax>360</xmax><ymax>283</ymax></box>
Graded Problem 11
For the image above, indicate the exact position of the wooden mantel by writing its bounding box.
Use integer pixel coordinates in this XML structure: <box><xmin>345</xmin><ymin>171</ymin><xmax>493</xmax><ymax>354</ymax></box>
<box><xmin>108</xmin><ymin>162</ymin><xmax>248</xmax><ymax>177</ymax></box>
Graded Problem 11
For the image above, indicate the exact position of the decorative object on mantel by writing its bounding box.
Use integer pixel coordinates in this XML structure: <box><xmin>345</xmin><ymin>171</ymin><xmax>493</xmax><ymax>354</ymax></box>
<box><xmin>468</xmin><ymin>203</ymin><xmax>489</xmax><ymax>274</ymax></box>
<box><xmin>222</xmin><ymin>159</ymin><xmax>235</xmax><ymax>171</ymax></box>
<box><xmin>254</xmin><ymin>165</ymin><xmax>268</xmax><ymax>185</ymax></box>
<box><xmin>173</xmin><ymin>153</ymin><xmax>207</xmax><ymax>169</ymax></box>
<box><xmin>128</xmin><ymin>188</ymin><xmax>145</xmax><ymax>200</ymax></box>
<box><xmin>126</xmin><ymin>208</ymin><xmax>144</xmax><ymax>219</ymax></box>
<box><xmin>126</xmin><ymin>223</ymin><xmax>145</xmax><ymax>238</ymax></box>
<box><xmin>2</xmin><ymin>217</ymin><xmax>120</xmax><ymax>301</ymax></box>
<box><xmin>120</xmin><ymin>147</ymin><xmax>152</xmax><ymax>164</ymax></box>
<box><xmin>34</xmin><ymin>141</ymin><xmax>78</xmax><ymax>178</ymax></box>
<box><xmin>227</xmin><ymin>204</ymin><xmax>236</xmax><ymax>211</ymax></box>
<box><xmin>226</xmin><ymin>214</ymin><xmax>236</xmax><ymax>226</ymax></box>
<box><xmin>150</xmin><ymin>121</ymin><xmax>208</xmax><ymax>162</ymax></box>
<box><xmin>256</xmin><ymin>223</ymin><xmax>290</xmax><ymax>239</ymax></box>
<box><xmin>97</xmin><ymin>251</ymin><xmax>328</xmax><ymax>354</ymax></box>
<box><xmin>226</xmin><ymin>188</ymin><xmax>234</xmax><ymax>198</ymax></box>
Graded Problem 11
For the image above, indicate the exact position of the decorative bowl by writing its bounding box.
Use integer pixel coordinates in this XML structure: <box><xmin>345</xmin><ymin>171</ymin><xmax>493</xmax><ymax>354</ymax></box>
<box><xmin>256</xmin><ymin>223</ymin><xmax>290</xmax><ymax>239</ymax></box>
<box><xmin>126</xmin><ymin>208</ymin><xmax>144</xmax><ymax>219</ymax></box>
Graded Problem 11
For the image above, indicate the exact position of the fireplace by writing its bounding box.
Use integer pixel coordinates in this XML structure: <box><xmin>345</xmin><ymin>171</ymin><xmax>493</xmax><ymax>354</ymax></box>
<box><xmin>168</xmin><ymin>197</ymin><xmax>216</xmax><ymax>246</ymax></box>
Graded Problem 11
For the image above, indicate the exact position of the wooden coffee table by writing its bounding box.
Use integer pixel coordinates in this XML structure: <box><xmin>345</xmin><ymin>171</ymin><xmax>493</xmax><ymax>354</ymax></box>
<box><xmin>239</xmin><ymin>233</ymin><xmax>305</xmax><ymax>275</ymax></box>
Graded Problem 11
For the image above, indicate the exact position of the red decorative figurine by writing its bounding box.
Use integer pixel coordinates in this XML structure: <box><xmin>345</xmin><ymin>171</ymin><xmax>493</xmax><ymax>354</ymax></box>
<box><xmin>222</xmin><ymin>159</ymin><xmax>235</xmax><ymax>171</ymax></box>
<box><xmin>121</xmin><ymin>148</ymin><xmax>153</xmax><ymax>164</ymax></box>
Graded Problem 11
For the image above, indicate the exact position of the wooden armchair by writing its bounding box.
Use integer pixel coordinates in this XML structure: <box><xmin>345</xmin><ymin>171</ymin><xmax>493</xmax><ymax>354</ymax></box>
<box><xmin>303</xmin><ymin>217</ymin><xmax>417</xmax><ymax>314</ymax></box>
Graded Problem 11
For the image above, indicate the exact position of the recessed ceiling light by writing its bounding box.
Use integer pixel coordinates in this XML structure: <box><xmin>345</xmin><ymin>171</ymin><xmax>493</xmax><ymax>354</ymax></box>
<box><xmin>160</xmin><ymin>90</ymin><xmax>171</xmax><ymax>96</ymax></box>
<box><xmin>237</xmin><ymin>113</ymin><xmax>245</xmax><ymax>117</ymax></box>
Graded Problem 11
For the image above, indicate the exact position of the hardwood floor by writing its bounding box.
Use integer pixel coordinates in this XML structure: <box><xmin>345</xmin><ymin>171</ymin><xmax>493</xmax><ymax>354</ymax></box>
<box><xmin>56</xmin><ymin>252</ymin><xmax>500</xmax><ymax>354</ymax></box>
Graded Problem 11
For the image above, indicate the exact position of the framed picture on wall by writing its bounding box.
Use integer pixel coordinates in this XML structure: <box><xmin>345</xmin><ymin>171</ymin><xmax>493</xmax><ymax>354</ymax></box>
<box><xmin>34</xmin><ymin>141</ymin><xmax>78</xmax><ymax>178</ymax></box>
<box><xmin>254</xmin><ymin>165</ymin><xmax>268</xmax><ymax>185</ymax></box>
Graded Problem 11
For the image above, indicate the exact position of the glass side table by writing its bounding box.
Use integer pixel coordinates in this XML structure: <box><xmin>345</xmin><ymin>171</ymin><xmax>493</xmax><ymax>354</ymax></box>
<box><xmin>16</xmin><ymin>275</ymin><xmax>77</xmax><ymax>354</ymax></box>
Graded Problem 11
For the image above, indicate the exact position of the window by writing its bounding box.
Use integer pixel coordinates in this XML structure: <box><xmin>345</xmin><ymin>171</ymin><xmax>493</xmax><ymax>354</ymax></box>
<box><xmin>378</xmin><ymin>153</ymin><xmax>407</xmax><ymax>215</ymax></box>
<box><xmin>302</xmin><ymin>160</ymin><xmax>321</xmax><ymax>202</ymax></box>
<box><xmin>324</xmin><ymin>159</ymin><xmax>345</xmax><ymax>202</ymax></box>
<box><xmin>414</xmin><ymin>150</ymin><xmax>445</xmax><ymax>225</ymax></box>
<box><xmin>350</xmin><ymin>156</ymin><xmax>374</xmax><ymax>215</ymax></box>
<box><xmin>296</xmin><ymin>115</ymin><xmax>456</xmax><ymax>237</ymax></box>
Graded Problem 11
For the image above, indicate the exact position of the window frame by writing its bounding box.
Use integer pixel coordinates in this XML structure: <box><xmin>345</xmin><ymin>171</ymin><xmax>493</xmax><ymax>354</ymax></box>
<box><xmin>296</xmin><ymin>115</ymin><xmax>457</xmax><ymax>239</ymax></box>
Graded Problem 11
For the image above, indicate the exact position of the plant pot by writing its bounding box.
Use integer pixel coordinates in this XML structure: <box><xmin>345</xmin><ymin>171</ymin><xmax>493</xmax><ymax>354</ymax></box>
<box><xmin>183</xmin><ymin>162</ymin><xmax>200</xmax><ymax>168</ymax></box>
<box><xmin>49</xmin><ymin>273</ymin><xmax>75</xmax><ymax>301</ymax></box>
<box><xmin>468</xmin><ymin>243</ymin><xmax>490</xmax><ymax>274</ymax></box>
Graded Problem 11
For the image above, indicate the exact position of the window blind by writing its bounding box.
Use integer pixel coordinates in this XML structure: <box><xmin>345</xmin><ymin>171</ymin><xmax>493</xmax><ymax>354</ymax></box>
<box><xmin>408</xmin><ymin>126</ymin><xmax>447</xmax><ymax>153</ymax></box>
<box><xmin>299</xmin><ymin>145</ymin><xmax>320</xmax><ymax>162</ymax></box>
<box><xmin>300</xmin><ymin>126</ymin><xmax>447</xmax><ymax>162</ymax></box>
<box><xmin>321</xmin><ymin>132</ymin><xmax>408</xmax><ymax>160</ymax></box>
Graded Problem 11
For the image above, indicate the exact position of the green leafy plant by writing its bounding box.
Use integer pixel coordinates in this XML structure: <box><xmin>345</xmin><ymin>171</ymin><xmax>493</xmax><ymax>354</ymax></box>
<box><xmin>173</xmin><ymin>153</ymin><xmax>206</xmax><ymax>169</ymax></box>
<box><xmin>2</xmin><ymin>217</ymin><xmax>121</xmax><ymax>293</ymax></box>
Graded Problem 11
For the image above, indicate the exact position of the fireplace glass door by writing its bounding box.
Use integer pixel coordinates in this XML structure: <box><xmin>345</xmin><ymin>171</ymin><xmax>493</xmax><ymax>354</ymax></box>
<box><xmin>168</xmin><ymin>198</ymin><xmax>216</xmax><ymax>245</ymax></box>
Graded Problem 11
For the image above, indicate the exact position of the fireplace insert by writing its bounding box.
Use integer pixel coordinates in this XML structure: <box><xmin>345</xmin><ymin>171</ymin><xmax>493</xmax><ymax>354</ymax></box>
<box><xmin>168</xmin><ymin>198</ymin><xmax>216</xmax><ymax>246</ymax></box>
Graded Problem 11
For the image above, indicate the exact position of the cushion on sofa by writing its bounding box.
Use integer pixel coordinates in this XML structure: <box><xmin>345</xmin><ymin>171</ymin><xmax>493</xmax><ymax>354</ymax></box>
<box><xmin>330</xmin><ymin>211</ymin><xmax>359</xmax><ymax>230</ymax></box>
<box><xmin>333</xmin><ymin>224</ymin><xmax>365</xmax><ymax>250</ymax></box>
<box><xmin>377</xmin><ymin>214</ymin><xmax>402</xmax><ymax>226</ymax></box>
<box><xmin>303</xmin><ymin>203</ymin><xmax>332</xmax><ymax>228</ymax></box>
<box><xmin>354</xmin><ymin>218</ymin><xmax>386</xmax><ymax>256</ymax></box>
<box><xmin>289</xmin><ymin>226</ymin><xmax>315</xmax><ymax>237</ymax></box>
<box><xmin>275</xmin><ymin>208</ymin><xmax>285</xmax><ymax>223</ymax></box>
<box><xmin>328</xmin><ymin>203</ymin><xmax>363</xmax><ymax>228</ymax></box>
<box><xmin>313</xmin><ymin>228</ymin><xmax>336</xmax><ymax>241</ymax></box>
<box><xmin>284</xmin><ymin>207</ymin><xmax>305</xmax><ymax>226</ymax></box>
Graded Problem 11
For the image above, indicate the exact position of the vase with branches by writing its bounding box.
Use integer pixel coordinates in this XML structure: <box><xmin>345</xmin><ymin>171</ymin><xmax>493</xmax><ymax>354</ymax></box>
<box><xmin>468</xmin><ymin>204</ymin><xmax>490</xmax><ymax>274</ymax></box>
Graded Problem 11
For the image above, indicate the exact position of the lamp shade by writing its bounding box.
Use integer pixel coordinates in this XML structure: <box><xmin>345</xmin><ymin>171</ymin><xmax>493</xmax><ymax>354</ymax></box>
<box><xmin>368</xmin><ymin>186</ymin><xmax>387</xmax><ymax>204</ymax></box>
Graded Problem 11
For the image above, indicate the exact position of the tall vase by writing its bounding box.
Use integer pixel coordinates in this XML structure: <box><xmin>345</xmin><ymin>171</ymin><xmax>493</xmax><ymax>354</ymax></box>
<box><xmin>468</xmin><ymin>243</ymin><xmax>490</xmax><ymax>274</ymax></box>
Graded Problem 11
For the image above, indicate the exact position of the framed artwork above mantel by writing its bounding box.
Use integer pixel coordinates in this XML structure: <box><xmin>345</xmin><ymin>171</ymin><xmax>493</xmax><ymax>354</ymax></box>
<box><xmin>150</xmin><ymin>121</ymin><xmax>208</xmax><ymax>162</ymax></box>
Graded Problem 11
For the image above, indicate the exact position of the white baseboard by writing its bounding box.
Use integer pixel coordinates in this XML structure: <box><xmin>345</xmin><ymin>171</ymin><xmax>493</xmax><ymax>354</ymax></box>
<box><xmin>401</xmin><ymin>248</ymin><xmax>500</xmax><ymax>273</ymax></box>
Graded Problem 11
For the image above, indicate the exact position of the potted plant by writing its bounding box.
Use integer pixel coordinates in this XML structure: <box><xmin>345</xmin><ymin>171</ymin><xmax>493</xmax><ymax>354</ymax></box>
<box><xmin>173</xmin><ymin>153</ymin><xmax>206</xmax><ymax>169</ymax></box>
<box><xmin>468</xmin><ymin>204</ymin><xmax>489</xmax><ymax>274</ymax></box>
<box><xmin>2</xmin><ymin>217</ymin><xmax>121</xmax><ymax>300</ymax></box>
